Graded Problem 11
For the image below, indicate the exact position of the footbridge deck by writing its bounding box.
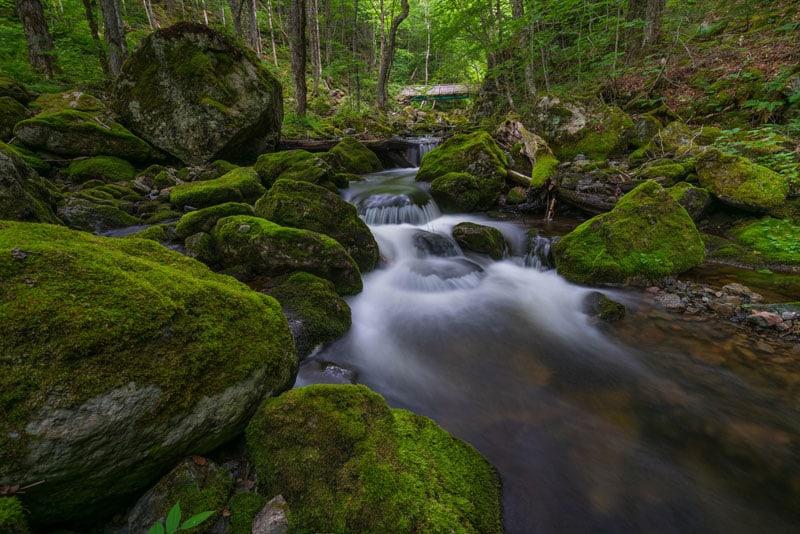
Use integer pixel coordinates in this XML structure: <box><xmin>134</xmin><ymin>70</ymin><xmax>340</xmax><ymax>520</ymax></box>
<box><xmin>398</xmin><ymin>83</ymin><xmax>480</xmax><ymax>103</ymax></box>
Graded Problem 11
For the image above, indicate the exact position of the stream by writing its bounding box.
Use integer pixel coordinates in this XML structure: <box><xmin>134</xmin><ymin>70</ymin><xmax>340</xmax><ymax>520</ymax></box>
<box><xmin>296</xmin><ymin>168</ymin><xmax>800</xmax><ymax>533</ymax></box>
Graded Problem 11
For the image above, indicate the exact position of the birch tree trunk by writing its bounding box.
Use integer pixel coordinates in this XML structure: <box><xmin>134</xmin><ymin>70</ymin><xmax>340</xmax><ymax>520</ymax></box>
<box><xmin>14</xmin><ymin>0</ymin><xmax>61</xmax><ymax>79</ymax></box>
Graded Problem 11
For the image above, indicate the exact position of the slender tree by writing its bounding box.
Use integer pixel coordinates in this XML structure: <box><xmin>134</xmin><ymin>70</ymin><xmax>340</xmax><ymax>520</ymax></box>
<box><xmin>81</xmin><ymin>0</ymin><xmax>110</xmax><ymax>79</ymax></box>
<box><xmin>376</xmin><ymin>0</ymin><xmax>409</xmax><ymax>109</ymax></box>
<box><xmin>288</xmin><ymin>0</ymin><xmax>308</xmax><ymax>116</ymax></box>
<box><xmin>14</xmin><ymin>0</ymin><xmax>61</xmax><ymax>79</ymax></box>
<box><xmin>100</xmin><ymin>0</ymin><xmax>128</xmax><ymax>77</ymax></box>
<box><xmin>625</xmin><ymin>0</ymin><xmax>666</xmax><ymax>59</ymax></box>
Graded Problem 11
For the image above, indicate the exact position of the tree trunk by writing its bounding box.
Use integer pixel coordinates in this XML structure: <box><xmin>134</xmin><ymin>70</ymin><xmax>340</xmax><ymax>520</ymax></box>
<box><xmin>307</xmin><ymin>0</ymin><xmax>322</xmax><ymax>95</ymax></box>
<box><xmin>81</xmin><ymin>0</ymin><xmax>110</xmax><ymax>79</ymax></box>
<box><xmin>625</xmin><ymin>0</ymin><xmax>666</xmax><ymax>60</ymax></box>
<box><xmin>376</xmin><ymin>0</ymin><xmax>409</xmax><ymax>109</ymax></box>
<box><xmin>14</xmin><ymin>0</ymin><xmax>60</xmax><ymax>79</ymax></box>
<box><xmin>288</xmin><ymin>0</ymin><xmax>308</xmax><ymax>116</ymax></box>
<box><xmin>100</xmin><ymin>0</ymin><xmax>128</xmax><ymax>77</ymax></box>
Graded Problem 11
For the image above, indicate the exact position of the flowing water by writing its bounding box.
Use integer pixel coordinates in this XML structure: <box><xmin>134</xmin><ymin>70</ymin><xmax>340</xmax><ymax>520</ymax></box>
<box><xmin>298</xmin><ymin>169</ymin><xmax>800</xmax><ymax>533</ymax></box>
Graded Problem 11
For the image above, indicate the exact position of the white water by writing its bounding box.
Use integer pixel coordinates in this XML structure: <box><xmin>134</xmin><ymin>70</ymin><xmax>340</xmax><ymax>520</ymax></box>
<box><xmin>301</xmin><ymin>170</ymin><xmax>800</xmax><ymax>533</ymax></box>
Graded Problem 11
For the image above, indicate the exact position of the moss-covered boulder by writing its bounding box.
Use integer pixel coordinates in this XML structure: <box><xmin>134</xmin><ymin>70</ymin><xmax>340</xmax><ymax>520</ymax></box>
<box><xmin>32</xmin><ymin>90</ymin><xmax>106</xmax><ymax>114</ymax></box>
<box><xmin>553</xmin><ymin>181</ymin><xmax>705</xmax><ymax>284</ymax></box>
<box><xmin>668</xmin><ymin>182</ymin><xmax>712</xmax><ymax>221</ymax></box>
<box><xmin>695</xmin><ymin>148</ymin><xmax>789</xmax><ymax>212</ymax></box>
<box><xmin>429</xmin><ymin>172</ymin><xmax>481</xmax><ymax>212</ymax></box>
<box><xmin>631</xmin><ymin>162</ymin><xmax>691</xmax><ymax>186</ymax></box>
<box><xmin>452</xmin><ymin>222</ymin><xmax>506</xmax><ymax>260</ymax></box>
<box><xmin>113</xmin><ymin>22</ymin><xmax>283</xmax><ymax>165</ymax></box>
<box><xmin>170</xmin><ymin>167</ymin><xmax>265</xmax><ymax>210</ymax></box>
<box><xmin>327</xmin><ymin>136</ymin><xmax>382</xmax><ymax>174</ymax></box>
<box><xmin>0</xmin><ymin>76</ymin><xmax>30</xmax><ymax>105</ymax></box>
<box><xmin>0</xmin><ymin>143</ymin><xmax>61</xmax><ymax>224</ymax></box>
<box><xmin>417</xmin><ymin>131</ymin><xmax>507</xmax><ymax>210</ymax></box>
<box><xmin>212</xmin><ymin>215</ymin><xmax>362</xmax><ymax>295</ymax></box>
<box><xmin>266</xmin><ymin>272</ymin><xmax>352</xmax><ymax>358</ymax></box>
<box><xmin>13</xmin><ymin>109</ymin><xmax>157</xmax><ymax>163</ymax></box>
<box><xmin>0</xmin><ymin>222</ymin><xmax>296</xmax><ymax>528</ymax></box>
<box><xmin>0</xmin><ymin>497</ymin><xmax>30</xmax><ymax>533</ymax></box>
<box><xmin>0</xmin><ymin>96</ymin><xmax>28</xmax><ymax>141</ymax></box>
<box><xmin>67</xmin><ymin>155</ymin><xmax>136</xmax><ymax>184</ymax></box>
<box><xmin>253</xmin><ymin>149</ymin><xmax>336</xmax><ymax>190</ymax></box>
<box><xmin>57</xmin><ymin>195</ymin><xmax>142</xmax><ymax>233</ymax></box>
<box><xmin>246</xmin><ymin>384</ymin><xmax>502</xmax><ymax>534</ymax></box>
<box><xmin>175</xmin><ymin>201</ymin><xmax>254</xmax><ymax>239</ymax></box>
<box><xmin>629</xmin><ymin>121</ymin><xmax>698</xmax><ymax>166</ymax></box>
<box><xmin>731</xmin><ymin>217</ymin><xmax>800</xmax><ymax>266</ymax></box>
<box><xmin>255</xmin><ymin>179</ymin><xmax>378</xmax><ymax>272</ymax></box>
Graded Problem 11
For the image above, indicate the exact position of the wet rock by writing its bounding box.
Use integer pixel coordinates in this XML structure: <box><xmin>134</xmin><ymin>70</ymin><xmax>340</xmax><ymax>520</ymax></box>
<box><xmin>251</xmin><ymin>495</ymin><xmax>289</xmax><ymax>534</ymax></box>
<box><xmin>583</xmin><ymin>291</ymin><xmax>627</xmax><ymax>321</ymax></box>
<box><xmin>452</xmin><ymin>222</ymin><xmax>506</xmax><ymax>260</ymax></box>
<box><xmin>429</xmin><ymin>171</ymin><xmax>481</xmax><ymax>212</ymax></box>
<box><xmin>413</xmin><ymin>230</ymin><xmax>459</xmax><ymax>257</ymax></box>
<box><xmin>254</xmin><ymin>149</ymin><xmax>336</xmax><ymax>190</ymax></box>
<box><xmin>746</xmin><ymin>311</ymin><xmax>784</xmax><ymax>328</ymax></box>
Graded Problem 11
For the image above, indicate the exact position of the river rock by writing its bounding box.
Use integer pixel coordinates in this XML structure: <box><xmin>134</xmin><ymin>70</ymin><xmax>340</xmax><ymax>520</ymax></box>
<box><xmin>0</xmin><ymin>76</ymin><xmax>30</xmax><ymax>105</ymax></box>
<box><xmin>57</xmin><ymin>195</ymin><xmax>142</xmax><ymax>233</ymax></box>
<box><xmin>212</xmin><ymin>215</ymin><xmax>363</xmax><ymax>295</ymax></box>
<box><xmin>254</xmin><ymin>149</ymin><xmax>337</xmax><ymax>190</ymax></box>
<box><xmin>113</xmin><ymin>22</ymin><xmax>283</xmax><ymax>165</ymax></box>
<box><xmin>0</xmin><ymin>222</ymin><xmax>296</xmax><ymax>528</ymax></box>
<box><xmin>175</xmin><ymin>201</ymin><xmax>254</xmax><ymax>239</ymax></box>
<box><xmin>553</xmin><ymin>181</ymin><xmax>705</xmax><ymax>284</ymax></box>
<box><xmin>0</xmin><ymin>96</ymin><xmax>28</xmax><ymax>141</ymax></box>
<box><xmin>583</xmin><ymin>291</ymin><xmax>627</xmax><ymax>321</ymax></box>
<box><xmin>668</xmin><ymin>181</ymin><xmax>712</xmax><ymax>221</ymax></box>
<box><xmin>413</xmin><ymin>230</ymin><xmax>459</xmax><ymax>257</ymax></box>
<box><xmin>696</xmin><ymin>148</ymin><xmax>789</xmax><ymax>212</ymax></box>
<box><xmin>416</xmin><ymin>131</ymin><xmax>508</xmax><ymax>210</ymax></box>
<box><xmin>429</xmin><ymin>172</ymin><xmax>481</xmax><ymax>212</ymax></box>
<box><xmin>255</xmin><ymin>178</ymin><xmax>379</xmax><ymax>272</ymax></box>
<box><xmin>170</xmin><ymin>166</ymin><xmax>265</xmax><ymax>210</ymax></box>
<box><xmin>245</xmin><ymin>384</ymin><xmax>502</xmax><ymax>533</ymax></box>
<box><xmin>452</xmin><ymin>222</ymin><xmax>506</xmax><ymax>260</ymax></box>
<box><xmin>327</xmin><ymin>136</ymin><xmax>383</xmax><ymax>174</ymax></box>
<box><xmin>0</xmin><ymin>143</ymin><xmax>61</xmax><ymax>224</ymax></box>
<box><xmin>67</xmin><ymin>155</ymin><xmax>136</xmax><ymax>184</ymax></box>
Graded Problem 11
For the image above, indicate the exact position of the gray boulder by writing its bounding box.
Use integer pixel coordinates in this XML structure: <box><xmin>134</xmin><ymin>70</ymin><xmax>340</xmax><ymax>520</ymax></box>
<box><xmin>0</xmin><ymin>142</ymin><xmax>61</xmax><ymax>224</ymax></box>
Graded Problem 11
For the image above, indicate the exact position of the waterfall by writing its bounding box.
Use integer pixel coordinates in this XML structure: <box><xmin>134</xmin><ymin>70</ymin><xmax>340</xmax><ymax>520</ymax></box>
<box><xmin>404</xmin><ymin>136</ymin><xmax>441</xmax><ymax>167</ymax></box>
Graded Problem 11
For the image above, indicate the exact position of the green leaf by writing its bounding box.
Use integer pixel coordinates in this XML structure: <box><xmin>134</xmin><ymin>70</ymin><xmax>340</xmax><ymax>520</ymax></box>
<box><xmin>148</xmin><ymin>523</ymin><xmax>166</xmax><ymax>534</ymax></box>
<box><xmin>166</xmin><ymin>502</ymin><xmax>182</xmax><ymax>534</ymax></box>
<box><xmin>179</xmin><ymin>510</ymin><xmax>216</xmax><ymax>530</ymax></box>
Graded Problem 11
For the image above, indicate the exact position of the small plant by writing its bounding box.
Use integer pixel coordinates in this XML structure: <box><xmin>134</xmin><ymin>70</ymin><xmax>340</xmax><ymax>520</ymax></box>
<box><xmin>148</xmin><ymin>502</ymin><xmax>215</xmax><ymax>534</ymax></box>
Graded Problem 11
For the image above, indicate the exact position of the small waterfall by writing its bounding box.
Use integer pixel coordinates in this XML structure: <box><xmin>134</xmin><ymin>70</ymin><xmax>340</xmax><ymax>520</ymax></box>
<box><xmin>404</xmin><ymin>136</ymin><xmax>441</xmax><ymax>167</ymax></box>
<box><xmin>345</xmin><ymin>169</ymin><xmax>441</xmax><ymax>225</ymax></box>
<box><xmin>524</xmin><ymin>233</ymin><xmax>554</xmax><ymax>271</ymax></box>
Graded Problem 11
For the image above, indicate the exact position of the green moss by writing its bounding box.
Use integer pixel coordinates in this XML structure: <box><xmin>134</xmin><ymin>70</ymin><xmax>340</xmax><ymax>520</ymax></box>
<box><xmin>0</xmin><ymin>143</ymin><xmax>61</xmax><ymax>224</ymax></box>
<box><xmin>227</xmin><ymin>492</ymin><xmax>266</xmax><ymax>534</ymax></box>
<box><xmin>668</xmin><ymin>182</ymin><xmax>711</xmax><ymax>221</ymax></box>
<box><xmin>429</xmin><ymin>172</ymin><xmax>480</xmax><ymax>213</ymax></box>
<box><xmin>327</xmin><ymin>137</ymin><xmax>382</xmax><ymax>174</ymax></box>
<box><xmin>0</xmin><ymin>497</ymin><xmax>30</xmax><ymax>534</ymax></box>
<box><xmin>4</xmin><ymin>143</ymin><xmax>49</xmax><ymax>175</ymax></box>
<box><xmin>0</xmin><ymin>96</ymin><xmax>28</xmax><ymax>140</ymax></box>
<box><xmin>68</xmin><ymin>156</ymin><xmax>136</xmax><ymax>184</ymax></box>
<box><xmin>633</xmin><ymin>162</ymin><xmax>690</xmax><ymax>185</ymax></box>
<box><xmin>32</xmin><ymin>91</ymin><xmax>106</xmax><ymax>114</ymax></box>
<box><xmin>170</xmin><ymin>167</ymin><xmax>265</xmax><ymax>210</ymax></box>
<box><xmin>254</xmin><ymin>149</ymin><xmax>334</xmax><ymax>190</ymax></box>
<box><xmin>553</xmin><ymin>181</ymin><xmax>705</xmax><ymax>284</ymax></box>
<box><xmin>732</xmin><ymin>217</ymin><xmax>800</xmax><ymax>265</ymax></box>
<box><xmin>175</xmin><ymin>202</ymin><xmax>254</xmax><ymax>240</ymax></box>
<box><xmin>0</xmin><ymin>77</ymin><xmax>31</xmax><ymax>105</ymax></box>
<box><xmin>245</xmin><ymin>384</ymin><xmax>502</xmax><ymax>534</ymax></box>
<box><xmin>57</xmin><ymin>196</ymin><xmax>142</xmax><ymax>232</ymax></box>
<box><xmin>452</xmin><ymin>222</ymin><xmax>506</xmax><ymax>260</ymax></box>
<box><xmin>125</xmin><ymin>223</ymin><xmax>176</xmax><ymax>243</ymax></box>
<box><xmin>531</xmin><ymin>153</ymin><xmax>559</xmax><ymax>188</ymax></box>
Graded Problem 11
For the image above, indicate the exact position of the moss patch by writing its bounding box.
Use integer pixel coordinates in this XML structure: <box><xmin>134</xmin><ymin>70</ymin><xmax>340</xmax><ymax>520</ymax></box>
<box><xmin>0</xmin><ymin>497</ymin><xmax>30</xmax><ymax>533</ymax></box>
<box><xmin>531</xmin><ymin>153</ymin><xmax>559</xmax><ymax>188</ymax></box>
<box><xmin>170</xmin><ymin>167</ymin><xmax>265</xmax><ymax>210</ymax></box>
<box><xmin>327</xmin><ymin>137</ymin><xmax>382</xmax><ymax>174</ymax></box>
<box><xmin>732</xmin><ymin>217</ymin><xmax>800</xmax><ymax>265</ymax></box>
<box><xmin>175</xmin><ymin>202</ymin><xmax>254</xmax><ymax>240</ymax></box>
<box><xmin>227</xmin><ymin>492</ymin><xmax>266</xmax><ymax>534</ymax></box>
<box><xmin>68</xmin><ymin>156</ymin><xmax>136</xmax><ymax>184</ymax></box>
<box><xmin>696</xmin><ymin>148</ymin><xmax>788</xmax><ymax>212</ymax></box>
<box><xmin>253</xmin><ymin>149</ymin><xmax>334</xmax><ymax>190</ymax></box>
<box><xmin>245</xmin><ymin>384</ymin><xmax>502</xmax><ymax>534</ymax></box>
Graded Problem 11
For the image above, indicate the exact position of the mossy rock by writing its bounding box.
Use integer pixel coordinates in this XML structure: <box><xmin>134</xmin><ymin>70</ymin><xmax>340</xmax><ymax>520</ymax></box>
<box><xmin>32</xmin><ymin>90</ymin><xmax>106</xmax><ymax>114</ymax></box>
<box><xmin>0</xmin><ymin>77</ymin><xmax>30</xmax><ymax>105</ymax></box>
<box><xmin>731</xmin><ymin>217</ymin><xmax>800</xmax><ymax>266</ymax></box>
<box><xmin>184</xmin><ymin>231</ymin><xmax>219</xmax><ymax>266</ymax></box>
<box><xmin>531</xmin><ymin>153</ymin><xmax>559</xmax><ymax>188</ymax></box>
<box><xmin>124</xmin><ymin>223</ymin><xmax>176</xmax><ymax>243</ymax></box>
<box><xmin>417</xmin><ymin>131</ymin><xmax>507</xmax><ymax>210</ymax></box>
<box><xmin>0</xmin><ymin>96</ymin><xmax>29</xmax><ymax>141</ymax></box>
<box><xmin>627</xmin><ymin>113</ymin><xmax>663</xmax><ymax>149</ymax></box>
<box><xmin>245</xmin><ymin>384</ymin><xmax>502</xmax><ymax>534</ymax></box>
<box><xmin>553</xmin><ymin>181</ymin><xmax>705</xmax><ymax>284</ymax></box>
<box><xmin>632</xmin><ymin>162</ymin><xmax>690</xmax><ymax>186</ymax></box>
<box><xmin>67</xmin><ymin>156</ymin><xmax>136</xmax><ymax>184</ymax></box>
<box><xmin>506</xmin><ymin>186</ymin><xmax>528</xmax><ymax>205</ymax></box>
<box><xmin>122</xmin><ymin>458</ymin><xmax>233</xmax><ymax>533</ymax></box>
<box><xmin>0</xmin><ymin>143</ymin><xmax>61</xmax><ymax>224</ymax></box>
<box><xmin>0</xmin><ymin>221</ymin><xmax>296</xmax><ymax>528</ymax></box>
<box><xmin>429</xmin><ymin>172</ymin><xmax>481</xmax><ymax>212</ymax></box>
<box><xmin>13</xmin><ymin>109</ymin><xmax>157</xmax><ymax>163</ymax></box>
<box><xmin>583</xmin><ymin>291</ymin><xmax>626</xmax><ymax>322</ymax></box>
<box><xmin>253</xmin><ymin>149</ymin><xmax>335</xmax><ymax>190</ymax></box>
<box><xmin>227</xmin><ymin>492</ymin><xmax>266</xmax><ymax>534</ymax></box>
<box><xmin>696</xmin><ymin>148</ymin><xmax>788</xmax><ymax>212</ymax></box>
<box><xmin>57</xmin><ymin>196</ymin><xmax>142</xmax><ymax>233</ymax></box>
<box><xmin>4</xmin><ymin>142</ymin><xmax>49</xmax><ymax>175</ymax></box>
<box><xmin>452</xmin><ymin>222</ymin><xmax>506</xmax><ymax>260</ymax></box>
<box><xmin>254</xmin><ymin>179</ymin><xmax>379</xmax><ymax>272</ymax></box>
<box><xmin>629</xmin><ymin>121</ymin><xmax>698</xmax><ymax>167</ymax></box>
<box><xmin>0</xmin><ymin>497</ymin><xmax>30</xmax><ymax>534</ymax></box>
<box><xmin>175</xmin><ymin>202</ymin><xmax>254</xmax><ymax>240</ymax></box>
<box><xmin>327</xmin><ymin>136</ymin><xmax>382</xmax><ymax>174</ymax></box>
<box><xmin>170</xmin><ymin>167</ymin><xmax>265</xmax><ymax>210</ymax></box>
<box><xmin>266</xmin><ymin>272</ymin><xmax>352</xmax><ymax>358</ymax></box>
<box><xmin>668</xmin><ymin>182</ymin><xmax>712</xmax><ymax>221</ymax></box>
<box><xmin>112</xmin><ymin>22</ymin><xmax>283</xmax><ymax>165</ymax></box>
<box><xmin>212</xmin><ymin>215</ymin><xmax>363</xmax><ymax>295</ymax></box>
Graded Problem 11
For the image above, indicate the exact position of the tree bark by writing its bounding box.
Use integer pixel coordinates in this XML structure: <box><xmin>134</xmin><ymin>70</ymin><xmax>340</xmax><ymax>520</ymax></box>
<box><xmin>288</xmin><ymin>0</ymin><xmax>308</xmax><ymax>116</ymax></box>
<box><xmin>100</xmin><ymin>0</ymin><xmax>128</xmax><ymax>77</ymax></box>
<box><xmin>14</xmin><ymin>0</ymin><xmax>60</xmax><ymax>79</ymax></box>
<box><xmin>81</xmin><ymin>0</ymin><xmax>110</xmax><ymax>79</ymax></box>
<box><xmin>376</xmin><ymin>0</ymin><xmax>409</xmax><ymax>109</ymax></box>
<box><xmin>625</xmin><ymin>0</ymin><xmax>666</xmax><ymax>60</ymax></box>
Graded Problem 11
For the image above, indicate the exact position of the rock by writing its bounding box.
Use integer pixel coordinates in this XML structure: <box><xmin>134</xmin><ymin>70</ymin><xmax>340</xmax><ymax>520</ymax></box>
<box><xmin>14</xmin><ymin>109</ymin><xmax>157</xmax><ymax>163</ymax></box>
<box><xmin>57</xmin><ymin>195</ymin><xmax>142</xmax><ymax>233</ymax></box>
<box><xmin>413</xmin><ymin>230</ymin><xmax>459</xmax><ymax>257</ymax></box>
<box><xmin>67</xmin><ymin>155</ymin><xmax>136</xmax><ymax>184</ymax></box>
<box><xmin>452</xmin><ymin>222</ymin><xmax>506</xmax><ymax>260</ymax></box>
<box><xmin>266</xmin><ymin>272</ymin><xmax>352</xmax><ymax>358</ymax></box>
<box><xmin>696</xmin><ymin>148</ymin><xmax>788</xmax><ymax>212</ymax></box>
<box><xmin>251</xmin><ymin>495</ymin><xmax>289</xmax><ymax>534</ymax></box>
<box><xmin>0</xmin><ymin>143</ymin><xmax>61</xmax><ymax>224</ymax></box>
<box><xmin>122</xmin><ymin>458</ymin><xmax>232</xmax><ymax>533</ymax></box>
<box><xmin>255</xmin><ymin>179</ymin><xmax>379</xmax><ymax>272</ymax></box>
<box><xmin>0</xmin><ymin>76</ymin><xmax>30</xmax><ymax>105</ymax></box>
<box><xmin>583</xmin><ymin>291</ymin><xmax>627</xmax><ymax>321</ymax></box>
<box><xmin>0</xmin><ymin>96</ymin><xmax>29</xmax><ymax>140</ymax></box>
<box><xmin>746</xmin><ymin>311</ymin><xmax>784</xmax><ymax>328</ymax></box>
<box><xmin>429</xmin><ymin>172</ymin><xmax>481</xmax><ymax>212</ymax></box>
<box><xmin>327</xmin><ymin>136</ymin><xmax>383</xmax><ymax>174</ymax></box>
<box><xmin>32</xmin><ymin>90</ymin><xmax>106</xmax><ymax>114</ymax></box>
<box><xmin>0</xmin><ymin>222</ymin><xmax>296</xmax><ymax>527</ymax></box>
<box><xmin>632</xmin><ymin>162</ymin><xmax>691</xmax><ymax>186</ymax></box>
<box><xmin>627</xmin><ymin>113</ymin><xmax>663</xmax><ymax>149</ymax></box>
<box><xmin>254</xmin><ymin>149</ymin><xmax>336</xmax><ymax>190</ymax></box>
<box><xmin>416</xmin><ymin>131</ymin><xmax>507</xmax><ymax>209</ymax></box>
<box><xmin>668</xmin><ymin>181</ymin><xmax>712</xmax><ymax>221</ymax></box>
<box><xmin>0</xmin><ymin>497</ymin><xmax>30</xmax><ymax>534</ymax></box>
<box><xmin>170</xmin><ymin>167</ymin><xmax>265</xmax><ymax>210</ymax></box>
<box><xmin>184</xmin><ymin>231</ymin><xmax>218</xmax><ymax>265</ymax></box>
<box><xmin>494</xmin><ymin>119</ymin><xmax>555</xmax><ymax>184</ymax></box>
<box><xmin>212</xmin><ymin>215</ymin><xmax>363</xmax><ymax>295</ymax></box>
<box><xmin>722</xmin><ymin>282</ymin><xmax>763</xmax><ymax>302</ymax></box>
<box><xmin>730</xmin><ymin>218</ymin><xmax>800</xmax><ymax>267</ymax></box>
<box><xmin>629</xmin><ymin>121</ymin><xmax>698</xmax><ymax>166</ymax></box>
<box><xmin>113</xmin><ymin>22</ymin><xmax>283</xmax><ymax>165</ymax></box>
<box><xmin>656</xmin><ymin>293</ymin><xmax>687</xmax><ymax>313</ymax></box>
<box><xmin>552</xmin><ymin>181</ymin><xmax>705</xmax><ymax>284</ymax></box>
<box><xmin>175</xmin><ymin>201</ymin><xmax>254</xmax><ymax>239</ymax></box>
<box><xmin>245</xmin><ymin>385</ymin><xmax>502</xmax><ymax>533</ymax></box>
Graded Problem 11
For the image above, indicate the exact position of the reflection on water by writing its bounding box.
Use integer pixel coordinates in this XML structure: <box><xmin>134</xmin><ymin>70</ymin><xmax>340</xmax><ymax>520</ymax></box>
<box><xmin>302</xmin><ymin>171</ymin><xmax>800</xmax><ymax>533</ymax></box>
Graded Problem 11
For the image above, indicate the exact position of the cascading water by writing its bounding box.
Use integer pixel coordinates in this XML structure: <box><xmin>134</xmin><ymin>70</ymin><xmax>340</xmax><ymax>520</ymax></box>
<box><xmin>300</xmin><ymin>169</ymin><xmax>800</xmax><ymax>533</ymax></box>
<box><xmin>404</xmin><ymin>136</ymin><xmax>441</xmax><ymax>167</ymax></box>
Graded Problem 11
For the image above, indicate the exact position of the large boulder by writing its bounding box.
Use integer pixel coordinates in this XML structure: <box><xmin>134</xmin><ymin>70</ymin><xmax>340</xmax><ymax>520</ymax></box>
<box><xmin>0</xmin><ymin>143</ymin><xmax>61</xmax><ymax>224</ymax></box>
<box><xmin>170</xmin><ymin>166</ymin><xmax>265</xmax><ymax>210</ymax></box>
<box><xmin>246</xmin><ymin>384</ymin><xmax>502</xmax><ymax>533</ymax></box>
<box><xmin>0</xmin><ymin>222</ymin><xmax>296</xmax><ymax>527</ymax></box>
<box><xmin>416</xmin><ymin>131</ymin><xmax>507</xmax><ymax>210</ymax></box>
<box><xmin>255</xmin><ymin>178</ymin><xmax>379</xmax><ymax>272</ymax></box>
<box><xmin>327</xmin><ymin>136</ymin><xmax>382</xmax><ymax>174</ymax></box>
<box><xmin>113</xmin><ymin>22</ymin><xmax>283</xmax><ymax>165</ymax></box>
<box><xmin>695</xmin><ymin>148</ymin><xmax>789</xmax><ymax>212</ymax></box>
<box><xmin>174</xmin><ymin>201</ymin><xmax>254</xmax><ymax>240</ymax></box>
<box><xmin>553</xmin><ymin>181</ymin><xmax>705</xmax><ymax>284</ymax></box>
<box><xmin>254</xmin><ymin>149</ymin><xmax>336</xmax><ymax>190</ymax></box>
<box><xmin>212</xmin><ymin>215</ymin><xmax>363</xmax><ymax>295</ymax></box>
<box><xmin>429</xmin><ymin>172</ymin><xmax>481</xmax><ymax>212</ymax></box>
<box><xmin>0</xmin><ymin>96</ymin><xmax>28</xmax><ymax>141</ymax></box>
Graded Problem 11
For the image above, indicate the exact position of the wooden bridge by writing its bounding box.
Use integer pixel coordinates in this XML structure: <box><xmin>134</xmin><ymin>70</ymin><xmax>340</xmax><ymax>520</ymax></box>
<box><xmin>397</xmin><ymin>83</ymin><xmax>480</xmax><ymax>103</ymax></box>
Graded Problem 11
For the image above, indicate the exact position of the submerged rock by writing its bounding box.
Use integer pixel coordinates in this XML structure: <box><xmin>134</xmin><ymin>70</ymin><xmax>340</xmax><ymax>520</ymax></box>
<box><xmin>583</xmin><ymin>291</ymin><xmax>627</xmax><ymax>322</ymax></box>
<box><xmin>0</xmin><ymin>143</ymin><xmax>61</xmax><ymax>224</ymax></box>
<box><xmin>113</xmin><ymin>22</ymin><xmax>283</xmax><ymax>165</ymax></box>
<box><xmin>246</xmin><ymin>384</ymin><xmax>502</xmax><ymax>533</ymax></box>
<box><xmin>0</xmin><ymin>222</ymin><xmax>296</xmax><ymax>527</ymax></box>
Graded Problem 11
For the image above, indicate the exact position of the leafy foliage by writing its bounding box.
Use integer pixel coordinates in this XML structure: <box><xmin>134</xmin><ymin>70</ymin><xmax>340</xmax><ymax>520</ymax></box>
<box><xmin>148</xmin><ymin>502</ymin><xmax>215</xmax><ymax>534</ymax></box>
